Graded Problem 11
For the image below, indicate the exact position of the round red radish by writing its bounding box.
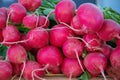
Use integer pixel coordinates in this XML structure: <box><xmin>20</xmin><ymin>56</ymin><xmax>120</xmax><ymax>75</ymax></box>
<box><xmin>27</xmin><ymin>27</ymin><xmax>49</xmax><ymax>49</ymax></box>
<box><xmin>18</xmin><ymin>0</ymin><xmax>42</xmax><ymax>11</ymax></box>
<box><xmin>83</xmin><ymin>33</ymin><xmax>103</xmax><ymax>51</ymax></box>
<box><xmin>20</xmin><ymin>34</ymin><xmax>32</xmax><ymax>51</ymax></box>
<box><xmin>8</xmin><ymin>3</ymin><xmax>27</xmax><ymax>24</ymax></box>
<box><xmin>61</xmin><ymin>58</ymin><xmax>83</xmax><ymax>78</ymax></box>
<box><xmin>7</xmin><ymin>44</ymin><xmax>27</xmax><ymax>64</ymax></box>
<box><xmin>23</xmin><ymin>14</ymin><xmax>38</xmax><ymax>29</ymax></box>
<box><xmin>84</xmin><ymin>52</ymin><xmax>107</xmax><ymax>77</ymax></box>
<box><xmin>97</xmin><ymin>19</ymin><xmax>120</xmax><ymax>41</ymax></box>
<box><xmin>62</xmin><ymin>38</ymin><xmax>84</xmax><ymax>58</ymax></box>
<box><xmin>55</xmin><ymin>0</ymin><xmax>76</xmax><ymax>24</ymax></box>
<box><xmin>110</xmin><ymin>47</ymin><xmax>120</xmax><ymax>69</ymax></box>
<box><xmin>2</xmin><ymin>25</ymin><xmax>21</xmax><ymax>44</ymax></box>
<box><xmin>0</xmin><ymin>60</ymin><xmax>13</xmax><ymax>80</ymax></box>
<box><xmin>0</xmin><ymin>29</ymin><xmax>3</xmax><ymax>42</ymax></box>
<box><xmin>70</xmin><ymin>16</ymin><xmax>86</xmax><ymax>35</ymax></box>
<box><xmin>77</xmin><ymin>3</ymin><xmax>104</xmax><ymax>33</ymax></box>
<box><xmin>38</xmin><ymin>15</ymin><xmax>49</xmax><ymax>28</ymax></box>
<box><xmin>50</xmin><ymin>24</ymin><xmax>74</xmax><ymax>47</ymax></box>
<box><xmin>0</xmin><ymin>12</ymin><xmax>7</xmax><ymax>29</ymax></box>
<box><xmin>23</xmin><ymin>61</ymin><xmax>45</xmax><ymax>80</ymax></box>
<box><xmin>37</xmin><ymin>45</ymin><xmax>63</xmax><ymax>67</ymax></box>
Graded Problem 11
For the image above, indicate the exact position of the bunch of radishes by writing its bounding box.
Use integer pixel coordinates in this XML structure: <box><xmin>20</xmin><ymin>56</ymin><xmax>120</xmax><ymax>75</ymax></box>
<box><xmin>0</xmin><ymin>0</ymin><xmax>120</xmax><ymax>80</ymax></box>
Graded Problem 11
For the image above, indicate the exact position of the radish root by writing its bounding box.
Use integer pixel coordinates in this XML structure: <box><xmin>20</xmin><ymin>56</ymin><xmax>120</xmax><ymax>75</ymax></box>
<box><xmin>74</xmin><ymin>49</ymin><xmax>85</xmax><ymax>72</ymax></box>
<box><xmin>32</xmin><ymin>64</ymin><xmax>49</xmax><ymax>80</ymax></box>
<box><xmin>19</xmin><ymin>61</ymin><xmax>26</xmax><ymax>80</ymax></box>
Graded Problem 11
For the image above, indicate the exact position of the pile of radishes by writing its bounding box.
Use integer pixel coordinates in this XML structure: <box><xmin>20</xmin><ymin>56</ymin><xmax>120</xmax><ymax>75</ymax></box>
<box><xmin>0</xmin><ymin>0</ymin><xmax>120</xmax><ymax>80</ymax></box>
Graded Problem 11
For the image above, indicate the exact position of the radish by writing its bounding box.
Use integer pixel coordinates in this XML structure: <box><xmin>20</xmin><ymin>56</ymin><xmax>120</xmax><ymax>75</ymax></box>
<box><xmin>84</xmin><ymin>52</ymin><xmax>107</xmax><ymax>80</ymax></box>
<box><xmin>37</xmin><ymin>45</ymin><xmax>63</xmax><ymax>70</ymax></box>
<box><xmin>8</xmin><ymin>3</ymin><xmax>27</xmax><ymax>24</ymax></box>
<box><xmin>50</xmin><ymin>24</ymin><xmax>74</xmax><ymax>47</ymax></box>
<box><xmin>61</xmin><ymin>58</ymin><xmax>83</xmax><ymax>79</ymax></box>
<box><xmin>97</xmin><ymin>19</ymin><xmax>120</xmax><ymax>41</ymax></box>
<box><xmin>27</xmin><ymin>27</ymin><xmax>49</xmax><ymax>49</ymax></box>
<box><xmin>18</xmin><ymin>0</ymin><xmax>42</xmax><ymax>11</ymax></box>
<box><xmin>23</xmin><ymin>14</ymin><xmax>38</xmax><ymax>29</ymax></box>
<box><xmin>83</xmin><ymin>33</ymin><xmax>103</xmax><ymax>51</ymax></box>
<box><xmin>1</xmin><ymin>25</ymin><xmax>21</xmax><ymax>45</ymax></box>
<box><xmin>62</xmin><ymin>38</ymin><xmax>84</xmax><ymax>58</ymax></box>
<box><xmin>0</xmin><ymin>60</ymin><xmax>13</xmax><ymax>80</ymax></box>
<box><xmin>38</xmin><ymin>15</ymin><xmax>49</xmax><ymax>29</ymax></box>
<box><xmin>0</xmin><ymin>29</ymin><xmax>3</xmax><ymax>42</ymax></box>
<box><xmin>0</xmin><ymin>11</ymin><xmax>7</xmax><ymax>29</ymax></box>
<box><xmin>55</xmin><ymin>0</ymin><xmax>76</xmax><ymax>24</ymax></box>
<box><xmin>110</xmin><ymin>47</ymin><xmax>120</xmax><ymax>69</ymax></box>
<box><xmin>77</xmin><ymin>3</ymin><xmax>104</xmax><ymax>33</ymax></box>
<box><xmin>70</xmin><ymin>16</ymin><xmax>86</xmax><ymax>35</ymax></box>
<box><xmin>23</xmin><ymin>61</ymin><xmax>45</xmax><ymax>80</ymax></box>
<box><xmin>7</xmin><ymin>44</ymin><xmax>27</xmax><ymax>64</ymax></box>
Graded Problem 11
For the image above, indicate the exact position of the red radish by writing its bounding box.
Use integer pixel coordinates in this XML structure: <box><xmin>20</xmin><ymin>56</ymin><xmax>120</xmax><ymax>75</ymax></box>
<box><xmin>23</xmin><ymin>14</ymin><xmax>38</xmax><ymax>29</ymax></box>
<box><xmin>7</xmin><ymin>44</ymin><xmax>27</xmax><ymax>64</ymax></box>
<box><xmin>37</xmin><ymin>45</ymin><xmax>63</xmax><ymax>68</ymax></box>
<box><xmin>0</xmin><ymin>60</ymin><xmax>13</xmax><ymax>80</ymax></box>
<box><xmin>77</xmin><ymin>3</ymin><xmax>104</xmax><ymax>33</ymax></box>
<box><xmin>61</xmin><ymin>58</ymin><xmax>83</xmax><ymax>78</ymax></box>
<box><xmin>8</xmin><ymin>3</ymin><xmax>27</xmax><ymax>24</ymax></box>
<box><xmin>70</xmin><ymin>16</ymin><xmax>86</xmax><ymax>35</ymax></box>
<box><xmin>50</xmin><ymin>24</ymin><xmax>74</xmax><ymax>47</ymax></box>
<box><xmin>84</xmin><ymin>52</ymin><xmax>107</xmax><ymax>80</ymax></box>
<box><xmin>110</xmin><ymin>47</ymin><xmax>120</xmax><ymax>69</ymax></box>
<box><xmin>0</xmin><ymin>11</ymin><xmax>7</xmax><ymax>29</ymax></box>
<box><xmin>83</xmin><ymin>33</ymin><xmax>103</xmax><ymax>51</ymax></box>
<box><xmin>0</xmin><ymin>29</ymin><xmax>3</xmax><ymax>42</ymax></box>
<box><xmin>55</xmin><ymin>0</ymin><xmax>76</xmax><ymax>24</ymax></box>
<box><xmin>18</xmin><ymin>0</ymin><xmax>42</xmax><ymax>11</ymax></box>
<box><xmin>62</xmin><ymin>38</ymin><xmax>84</xmax><ymax>58</ymax></box>
<box><xmin>27</xmin><ymin>27</ymin><xmax>49</xmax><ymax>49</ymax></box>
<box><xmin>20</xmin><ymin>34</ymin><xmax>32</xmax><ymax>51</ymax></box>
<box><xmin>23</xmin><ymin>61</ymin><xmax>45</xmax><ymax>80</ymax></box>
<box><xmin>100</xmin><ymin>44</ymin><xmax>112</xmax><ymax>59</ymax></box>
<box><xmin>38</xmin><ymin>15</ymin><xmax>49</xmax><ymax>28</ymax></box>
<box><xmin>2</xmin><ymin>25</ymin><xmax>21</xmax><ymax>45</ymax></box>
<box><xmin>97</xmin><ymin>19</ymin><xmax>120</xmax><ymax>41</ymax></box>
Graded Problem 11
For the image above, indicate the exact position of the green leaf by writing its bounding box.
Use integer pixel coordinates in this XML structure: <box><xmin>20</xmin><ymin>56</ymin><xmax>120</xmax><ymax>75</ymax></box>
<box><xmin>43</xmin><ymin>8</ymin><xmax>55</xmax><ymax>20</ymax></box>
<box><xmin>77</xmin><ymin>71</ymin><xmax>91</xmax><ymax>80</ymax></box>
<box><xmin>102</xmin><ymin>7</ymin><xmax>120</xmax><ymax>24</ymax></box>
<box><xmin>0</xmin><ymin>45</ymin><xmax>8</xmax><ymax>57</ymax></box>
